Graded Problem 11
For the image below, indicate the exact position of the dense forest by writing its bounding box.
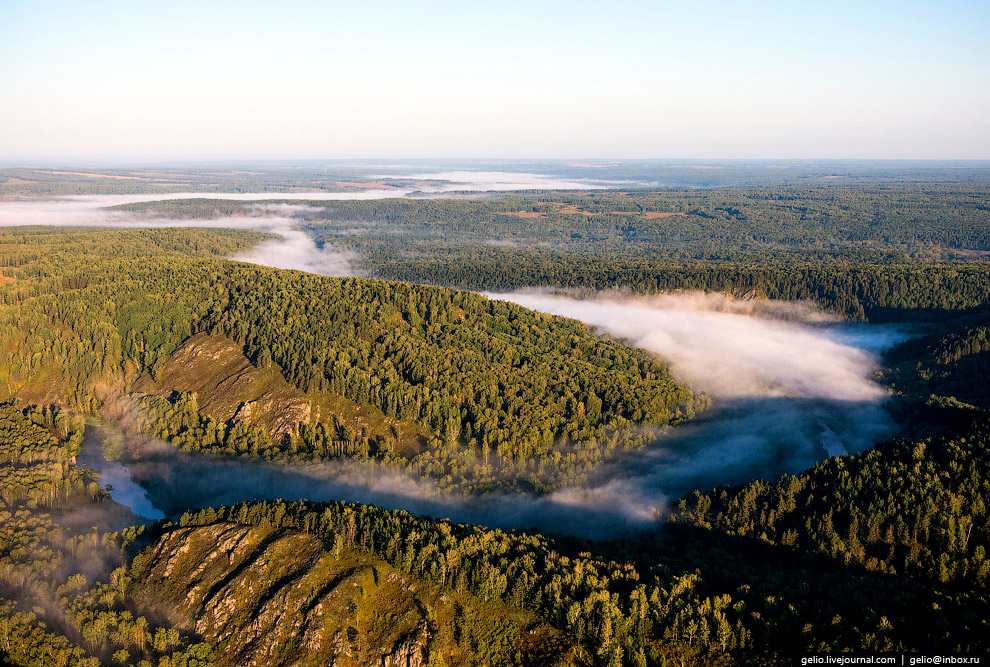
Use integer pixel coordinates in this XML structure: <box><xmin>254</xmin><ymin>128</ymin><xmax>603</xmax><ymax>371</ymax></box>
<box><xmin>168</xmin><ymin>416</ymin><xmax>990</xmax><ymax>659</ymax></box>
<box><xmin>883</xmin><ymin>309</ymin><xmax>990</xmax><ymax>413</ymax></box>
<box><xmin>0</xmin><ymin>227</ymin><xmax>700</xmax><ymax>492</ymax></box>
<box><xmin>2</xmin><ymin>174</ymin><xmax>990</xmax><ymax>665</ymax></box>
<box><xmin>0</xmin><ymin>401</ymin><xmax>216</xmax><ymax>667</ymax></box>
<box><xmin>302</xmin><ymin>185</ymin><xmax>990</xmax><ymax>255</ymax></box>
<box><xmin>307</xmin><ymin>188</ymin><xmax>990</xmax><ymax>321</ymax></box>
<box><xmin>113</xmin><ymin>184</ymin><xmax>990</xmax><ymax>321</ymax></box>
<box><xmin>114</xmin><ymin>183</ymin><xmax>990</xmax><ymax>260</ymax></box>
<box><xmin>0</xmin><ymin>401</ymin><xmax>574</xmax><ymax>667</ymax></box>
<box><xmin>3</xmin><ymin>393</ymin><xmax>989</xmax><ymax>665</ymax></box>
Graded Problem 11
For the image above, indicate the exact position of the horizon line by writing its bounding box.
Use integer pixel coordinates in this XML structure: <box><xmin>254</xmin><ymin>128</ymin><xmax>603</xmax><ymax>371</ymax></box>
<box><xmin>3</xmin><ymin>157</ymin><xmax>990</xmax><ymax>168</ymax></box>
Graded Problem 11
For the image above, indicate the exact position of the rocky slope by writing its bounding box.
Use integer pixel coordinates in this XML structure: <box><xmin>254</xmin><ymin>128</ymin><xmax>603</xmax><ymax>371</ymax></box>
<box><xmin>130</xmin><ymin>521</ymin><xmax>574</xmax><ymax>667</ymax></box>
<box><xmin>131</xmin><ymin>332</ymin><xmax>426</xmax><ymax>454</ymax></box>
<box><xmin>133</xmin><ymin>333</ymin><xmax>312</xmax><ymax>437</ymax></box>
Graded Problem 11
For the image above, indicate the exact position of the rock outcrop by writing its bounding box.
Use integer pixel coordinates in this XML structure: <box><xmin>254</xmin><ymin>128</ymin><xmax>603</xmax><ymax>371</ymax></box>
<box><xmin>133</xmin><ymin>333</ymin><xmax>312</xmax><ymax>438</ymax></box>
<box><xmin>132</xmin><ymin>522</ymin><xmax>432</xmax><ymax>667</ymax></box>
<box><xmin>131</xmin><ymin>521</ymin><xmax>574</xmax><ymax>667</ymax></box>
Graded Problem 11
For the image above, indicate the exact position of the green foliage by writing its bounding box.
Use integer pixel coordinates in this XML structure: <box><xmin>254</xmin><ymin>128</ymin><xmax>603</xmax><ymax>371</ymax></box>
<box><xmin>0</xmin><ymin>227</ymin><xmax>699</xmax><ymax>491</ymax></box>
<box><xmin>0</xmin><ymin>400</ymin><xmax>214</xmax><ymax>667</ymax></box>
<box><xmin>0</xmin><ymin>403</ymin><xmax>93</xmax><ymax>507</ymax></box>
<box><xmin>175</xmin><ymin>415</ymin><xmax>990</xmax><ymax>665</ymax></box>
<box><xmin>128</xmin><ymin>520</ymin><xmax>574</xmax><ymax>666</ymax></box>
<box><xmin>253</xmin><ymin>187</ymin><xmax>990</xmax><ymax>321</ymax></box>
<box><xmin>669</xmin><ymin>417</ymin><xmax>990</xmax><ymax>587</ymax></box>
<box><xmin>2</xmin><ymin>179</ymin><xmax>990</xmax><ymax>664</ymax></box>
<box><xmin>297</xmin><ymin>183</ymin><xmax>990</xmax><ymax>259</ymax></box>
<box><xmin>884</xmin><ymin>308</ymin><xmax>990</xmax><ymax>409</ymax></box>
<box><xmin>375</xmin><ymin>256</ymin><xmax>990</xmax><ymax>322</ymax></box>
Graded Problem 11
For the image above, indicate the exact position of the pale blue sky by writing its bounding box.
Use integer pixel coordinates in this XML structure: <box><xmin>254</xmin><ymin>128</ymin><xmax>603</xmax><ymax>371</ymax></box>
<box><xmin>1</xmin><ymin>0</ymin><xmax>987</xmax><ymax>160</ymax></box>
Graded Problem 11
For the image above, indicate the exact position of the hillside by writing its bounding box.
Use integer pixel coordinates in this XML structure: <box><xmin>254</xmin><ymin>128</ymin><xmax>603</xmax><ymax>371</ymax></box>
<box><xmin>0</xmin><ymin>399</ymin><xmax>573</xmax><ymax>667</ymax></box>
<box><xmin>132</xmin><ymin>332</ymin><xmax>314</xmax><ymax>437</ymax></box>
<box><xmin>0</xmin><ymin>401</ymin><xmax>216</xmax><ymax>667</ymax></box>
<box><xmin>1</xmin><ymin>215</ymin><xmax>989</xmax><ymax>665</ymax></box>
<box><xmin>115</xmin><ymin>190</ymin><xmax>990</xmax><ymax>322</ymax></box>
<box><xmin>130</xmin><ymin>332</ymin><xmax>427</xmax><ymax>455</ymax></box>
<box><xmin>131</xmin><ymin>521</ymin><xmax>574</xmax><ymax>667</ymax></box>
<box><xmin>3</xmin><ymin>398</ymin><xmax>989</xmax><ymax>665</ymax></box>
<box><xmin>0</xmin><ymin>227</ymin><xmax>701</xmax><ymax>491</ymax></box>
<box><xmin>883</xmin><ymin>307</ymin><xmax>990</xmax><ymax>414</ymax></box>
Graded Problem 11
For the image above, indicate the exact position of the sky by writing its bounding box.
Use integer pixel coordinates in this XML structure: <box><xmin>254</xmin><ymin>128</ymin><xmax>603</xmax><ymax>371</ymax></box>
<box><xmin>0</xmin><ymin>0</ymin><xmax>987</xmax><ymax>161</ymax></box>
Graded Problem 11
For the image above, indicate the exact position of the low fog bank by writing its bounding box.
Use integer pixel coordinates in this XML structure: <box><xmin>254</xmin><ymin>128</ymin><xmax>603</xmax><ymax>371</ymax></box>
<box><xmin>370</xmin><ymin>170</ymin><xmax>653</xmax><ymax>191</ymax></box>
<box><xmin>0</xmin><ymin>191</ymin><xmax>413</xmax><ymax>226</ymax></box>
<box><xmin>80</xmin><ymin>291</ymin><xmax>908</xmax><ymax>539</ymax></box>
<box><xmin>0</xmin><ymin>170</ymin><xmax>649</xmax><ymax>275</ymax></box>
<box><xmin>493</xmin><ymin>290</ymin><xmax>906</xmax><ymax>401</ymax></box>
<box><xmin>79</xmin><ymin>436</ymin><xmax>647</xmax><ymax>538</ymax></box>
<box><xmin>0</xmin><ymin>194</ymin><xmax>369</xmax><ymax>277</ymax></box>
<box><xmin>617</xmin><ymin>397</ymin><xmax>896</xmax><ymax>503</ymax></box>
<box><xmin>488</xmin><ymin>290</ymin><xmax>907</xmax><ymax>521</ymax></box>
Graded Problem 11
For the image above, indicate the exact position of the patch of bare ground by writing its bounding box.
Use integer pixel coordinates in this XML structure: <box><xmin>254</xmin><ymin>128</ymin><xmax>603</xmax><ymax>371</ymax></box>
<box><xmin>643</xmin><ymin>211</ymin><xmax>686</xmax><ymax>219</ymax></box>
<box><xmin>134</xmin><ymin>522</ymin><xmax>576</xmax><ymax>667</ymax></box>
<box><xmin>131</xmin><ymin>332</ymin><xmax>427</xmax><ymax>454</ymax></box>
<box><xmin>944</xmin><ymin>248</ymin><xmax>990</xmax><ymax>260</ymax></box>
<box><xmin>496</xmin><ymin>211</ymin><xmax>544</xmax><ymax>219</ymax></box>
<box><xmin>8</xmin><ymin>365</ymin><xmax>68</xmax><ymax>409</ymax></box>
<box><xmin>132</xmin><ymin>333</ymin><xmax>311</xmax><ymax>438</ymax></box>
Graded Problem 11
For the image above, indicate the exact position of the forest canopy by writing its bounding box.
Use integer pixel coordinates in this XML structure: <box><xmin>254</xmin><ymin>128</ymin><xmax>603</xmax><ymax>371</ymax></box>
<box><xmin>0</xmin><ymin>227</ymin><xmax>700</xmax><ymax>492</ymax></box>
<box><xmin>1</xmin><ymin>173</ymin><xmax>990</xmax><ymax>665</ymax></box>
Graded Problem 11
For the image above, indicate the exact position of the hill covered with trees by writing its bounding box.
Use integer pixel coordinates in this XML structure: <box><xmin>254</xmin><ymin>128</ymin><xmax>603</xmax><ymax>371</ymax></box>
<box><xmin>0</xmin><ymin>227</ymin><xmax>700</xmax><ymax>492</ymax></box>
